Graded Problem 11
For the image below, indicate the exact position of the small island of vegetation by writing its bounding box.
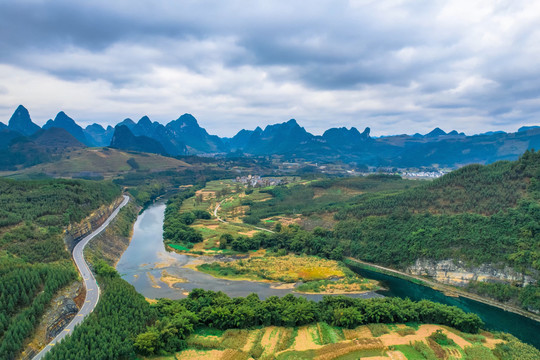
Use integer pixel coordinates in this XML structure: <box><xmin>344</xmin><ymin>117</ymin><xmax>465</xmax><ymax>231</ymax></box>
<box><xmin>197</xmin><ymin>253</ymin><xmax>378</xmax><ymax>294</ymax></box>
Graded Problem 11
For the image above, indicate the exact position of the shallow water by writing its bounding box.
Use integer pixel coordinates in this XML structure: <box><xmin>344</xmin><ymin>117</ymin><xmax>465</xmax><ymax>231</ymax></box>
<box><xmin>116</xmin><ymin>202</ymin><xmax>381</xmax><ymax>301</ymax></box>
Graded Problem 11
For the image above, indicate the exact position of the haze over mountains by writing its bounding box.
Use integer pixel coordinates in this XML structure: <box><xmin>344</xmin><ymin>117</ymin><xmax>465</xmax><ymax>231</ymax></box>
<box><xmin>1</xmin><ymin>105</ymin><xmax>539</xmax><ymax>169</ymax></box>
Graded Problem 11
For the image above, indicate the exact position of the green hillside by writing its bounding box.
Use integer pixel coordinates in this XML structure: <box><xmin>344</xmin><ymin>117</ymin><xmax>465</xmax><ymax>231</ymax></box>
<box><xmin>227</xmin><ymin>151</ymin><xmax>539</xmax><ymax>312</ymax></box>
<box><xmin>0</xmin><ymin>147</ymin><xmax>190</xmax><ymax>179</ymax></box>
<box><xmin>0</xmin><ymin>178</ymin><xmax>120</xmax><ymax>359</ymax></box>
<box><xmin>334</xmin><ymin>150</ymin><xmax>539</xmax><ymax>270</ymax></box>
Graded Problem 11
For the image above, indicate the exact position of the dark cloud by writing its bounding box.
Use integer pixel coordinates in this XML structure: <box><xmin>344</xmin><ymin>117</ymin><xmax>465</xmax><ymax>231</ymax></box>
<box><xmin>0</xmin><ymin>0</ymin><xmax>539</xmax><ymax>136</ymax></box>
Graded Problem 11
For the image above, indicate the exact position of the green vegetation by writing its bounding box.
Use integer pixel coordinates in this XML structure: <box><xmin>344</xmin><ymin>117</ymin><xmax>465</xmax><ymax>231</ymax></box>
<box><xmin>243</xmin><ymin>174</ymin><xmax>415</xmax><ymax>225</ymax></box>
<box><xmin>44</xmin><ymin>273</ymin><xmax>154</xmax><ymax>360</ymax></box>
<box><xmin>493</xmin><ymin>333</ymin><xmax>540</xmax><ymax>360</ymax></box>
<box><xmin>428</xmin><ymin>329</ymin><xmax>456</xmax><ymax>346</ymax></box>
<box><xmin>392</xmin><ymin>344</ymin><xmax>427</xmax><ymax>360</ymax></box>
<box><xmin>395</xmin><ymin>326</ymin><xmax>416</xmax><ymax>336</ymax></box>
<box><xmin>0</xmin><ymin>261</ymin><xmax>77</xmax><ymax>359</ymax></box>
<box><xmin>127</xmin><ymin>289</ymin><xmax>484</xmax><ymax>357</ymax></box>
<box><xmin>197</xmin><ymin>254</ymin><xmax>377</xmax><ymax>293</ymax></box>
<box><xmin>464</xmin><ymin>344</ymin><xmax>498</xmax><ymax>360</ymax></box>
<box><xmin>0</xmin><ymin>178</ymin><xmax>121</xmax><ymax>359</ymax></box>
<box><xmin>334</xmin><ymin>151</ymin><xmax>540</xmax><ymax>270</ymax></box>
<box><xmin>199</xmin><ymin>254</ymin><xmax>345</xmax><ymax>282</ymax></box>
<box><xmin>366</xmin><ymin>323</ymin><xmax>389</xmax><ymax>337</ymax></box>
<box><xmin>411</xmin><ymin>341</ymin><xmax>438</xmax><ymax>360</ymax></box>
<box><xmin>0</xmin><ymin>178</ymin><xmax>120</xmax><ymax>228</ymax></box>
<box><xmin>115</xmin><ymin>157</ymin><xmax>269</xmax><ymax>206</ymax></box>
<box><xmin>223</xmin><ymin>151</ymin><xmax>540</xmax><ymax>312</ymax></box>
<box><xmin>1</xmin><ymin>147</ymin><xmax>188</xmax><ymax>179</ymax></box>
<box><xmin>163</xmin><ymin>186</ymin><xmax>206</xmax><ymax>248</ymax></box>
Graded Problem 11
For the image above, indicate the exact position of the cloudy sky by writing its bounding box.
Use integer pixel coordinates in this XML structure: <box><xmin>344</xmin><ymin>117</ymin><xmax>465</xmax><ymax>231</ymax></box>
<box><xmin>1</xmin><ymin>0</ymin><xmax>539</xmax><ymax>136</ymax></box>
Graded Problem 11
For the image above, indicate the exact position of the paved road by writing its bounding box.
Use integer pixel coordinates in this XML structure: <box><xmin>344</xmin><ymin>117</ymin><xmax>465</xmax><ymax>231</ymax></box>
<box><xmin>214</xmin><ymin>200</ymin><xmax>274</xmax><ymax>233</ymax></box>
<box><xmin>33</xmin><ymin>195</ymin><xmax>130</xmax><ymax>360</ymax></box>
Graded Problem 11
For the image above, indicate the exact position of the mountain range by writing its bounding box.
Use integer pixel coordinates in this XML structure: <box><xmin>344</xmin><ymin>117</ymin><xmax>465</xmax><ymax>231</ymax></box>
<box><xmin>1</xmin><ymin>105</ymin><xmax>539</xmax><ymax>169</ymax></box>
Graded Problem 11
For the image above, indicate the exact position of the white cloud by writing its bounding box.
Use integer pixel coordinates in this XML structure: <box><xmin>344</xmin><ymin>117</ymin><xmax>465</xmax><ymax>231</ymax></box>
<box><xmin>0</xmin><ymin>0</ymin><xmax>539</xmax><ymax>135</ymax></box>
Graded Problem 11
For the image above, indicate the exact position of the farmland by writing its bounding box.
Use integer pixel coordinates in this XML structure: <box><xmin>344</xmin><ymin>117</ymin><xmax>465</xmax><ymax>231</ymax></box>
<box><xmin>146</xmin><ymin>322</ymin><xmax>510</xmax><ymax>360</ymax></box>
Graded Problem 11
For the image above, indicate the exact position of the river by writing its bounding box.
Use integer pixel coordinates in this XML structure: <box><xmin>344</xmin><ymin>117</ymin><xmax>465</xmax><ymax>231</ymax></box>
<box><xmin>116</xmin><ymin>202</ymin><xmax>380</xmax><ymax>301</ymax></box>
<box><xmin>348</xmin><ymin>264</ymin><xmax>540</xmax><ymax>348</ymax></box>
<box><xmin>117</xmin><ymin>202</ymin><xmax>540</xmax><ymax>349</ymax></box>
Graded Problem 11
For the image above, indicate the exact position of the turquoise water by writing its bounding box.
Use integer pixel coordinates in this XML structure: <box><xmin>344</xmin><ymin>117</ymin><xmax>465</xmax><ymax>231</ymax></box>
<box><xmin>349</xmin><ymin>264</ymin><xmax>540</xmax><ymax>349</ymax></box>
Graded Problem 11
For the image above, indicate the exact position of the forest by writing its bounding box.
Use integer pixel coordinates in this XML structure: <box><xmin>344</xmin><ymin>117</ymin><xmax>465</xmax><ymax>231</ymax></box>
<box><xmin>44</xmin><ymin>270</ymin><xmax>154</xmax><ymax>360</ymax></box>
<box><xmin>132</xmin><ymin>290</ymin><xmax>484</xmax><ymax>356</ymax></box>
<box><xmin>42</xmin><ymin>260</ymin><xmax>485</xmax><ymax>360</ymax></box>
<box><xmin>162</xmin><ymin>185</ymin><xmax>210</xmax><ymax>247</ymax></box>
<box><xmin>235</xmin><ymin>151</ymin><xmax>540</xmax><ymax>312</ymax></box>
<box><xmin>0</xmin><ymin>178</ymin><xmax>121</xmax><ymax>359</ymax></box>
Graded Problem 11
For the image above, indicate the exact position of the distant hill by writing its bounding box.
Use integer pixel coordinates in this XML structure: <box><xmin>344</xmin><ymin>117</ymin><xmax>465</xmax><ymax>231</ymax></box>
<box><xmin>2</xmin><ymin>105</ymin><xmax>540</xmax><ymax>168</ymax></box>
<box><xmin>43</xmin><ymin>111</ymin><xmax>91</xmax><ymax>145</ymax></box>
<box><xmin>31</xmin><ymin>127</ymin><xmax>86</xmax><ymax>149</ymax></box>
<box><xmin>519</xmin><ymin>126</ymin><xmax>540</xmax><ymax>133</ymax></box>
<box><xmin>425</xmin><ymin>127</ymin><xmax>447</xmax><ymax>137</ymax></box>
<box><xmin>0</xmin><ymin>147</ymin><xmax>190</xmax><ymax>179</ymax></box>
<box><xmin>0</xmin><ymin>129</ymin><xmax>23</xmax><ymax>149</ymax></box>
<box><xmin>232</xmin><ymin>119</ymin><xmax>323</xmax><ymax>155</ymax></box>
<box><xmin>0</xmin><ymin>127</ymin><xmax>84</xmax><ymax>171</ymax></box>
<box><xmin>126</xmin><ymin>116</ymin><xmax>186</xmax><ymax>156</ymax></box>
<box><xmin>165</xmin><ymin>113</ymin><xmax>225</xmax><ymax>154</ymax></box>
<box><xmin>8</xmin><ymin>105</ymin><xmax>40</xmax><ymax>136</ymax></box>
<box><xmin>110</xmin><ymin>125</ymin><xmax>168</xmax><ymax>155</ymax></box>
<box><xmin>84</xmin><ymin>123</ymin><xmax>115</xmax><ymax>146</ymax></box>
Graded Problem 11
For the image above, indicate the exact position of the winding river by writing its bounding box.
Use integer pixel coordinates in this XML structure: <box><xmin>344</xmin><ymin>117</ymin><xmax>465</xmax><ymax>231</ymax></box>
<box><xmin>116</xmin><ymin>203</ymin><xmax>380</xmax><ymax>301</ymax></box>
<box><xmin>117</xmin><ymin>202</ymin><xmax>540</xmax><ymax>349</ymax></box>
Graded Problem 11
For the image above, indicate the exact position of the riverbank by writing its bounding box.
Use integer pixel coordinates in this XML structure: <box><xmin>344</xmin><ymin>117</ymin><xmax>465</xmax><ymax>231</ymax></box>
<box><xmin>195</xmin><ymin>253</ymin><xmax>379</xmax><ymax>295</ymax></box>
<box><xmin>345</xmin><ymin>257</ymin><xmax>540</xmax><ymax>323</ymax></box>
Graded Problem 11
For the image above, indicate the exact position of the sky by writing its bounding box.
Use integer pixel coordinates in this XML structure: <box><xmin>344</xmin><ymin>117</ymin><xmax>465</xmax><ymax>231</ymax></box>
<box><xmin>0</xmin><ymin>0</ymin><xmax>539</xmax><ymax>137</ymax></box>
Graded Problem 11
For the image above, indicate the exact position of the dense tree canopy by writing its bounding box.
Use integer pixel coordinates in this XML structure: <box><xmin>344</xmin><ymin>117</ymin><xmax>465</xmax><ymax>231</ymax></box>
<box><xmin>0</xmin><ymin>178</ymin><xmax>121</xmax><ymax>359</ymax></box>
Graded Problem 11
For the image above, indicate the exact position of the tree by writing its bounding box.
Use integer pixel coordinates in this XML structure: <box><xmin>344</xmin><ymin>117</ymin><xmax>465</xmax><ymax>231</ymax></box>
<box><xmin>134</xmin><ymin>329</ymin><xmax>160</xmax><ymax>355</ymax></box>
<box><xmin>219</xmin><ymin>234</ymin><xmax>233</xmax><ymax>249</ymax></box>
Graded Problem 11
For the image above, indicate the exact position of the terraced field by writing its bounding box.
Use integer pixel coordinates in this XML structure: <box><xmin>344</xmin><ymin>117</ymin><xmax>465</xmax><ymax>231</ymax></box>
<box><xmin>149</xmin><ymin>323</ymin><xmax>505</xmax><ymax>360</ymax></box>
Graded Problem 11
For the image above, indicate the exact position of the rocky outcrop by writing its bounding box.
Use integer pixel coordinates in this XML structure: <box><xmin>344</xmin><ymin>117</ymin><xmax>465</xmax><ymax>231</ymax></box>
<box><xmin>85</xmin><ymin>199</ymin><xmax>140</xmax><ymax>266</ymax></box>
<box><xmin>406</xmin><ymin>259</ymin><xmax>537</xmax><ymax>287</ymax></box>
<box><xmin>46</xmin><ymin>298</ymin><xmax>79</xmax><ymax>339</ymax></box>
<box><xmin>65</xmin><ymin>197</ymin><xmax>124</xmax><ymax>251</ymax></box>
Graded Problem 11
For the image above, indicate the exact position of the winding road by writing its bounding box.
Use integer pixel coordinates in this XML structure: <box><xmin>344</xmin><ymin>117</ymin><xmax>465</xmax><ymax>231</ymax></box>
<box><xmin>33</xmin><ymin>195</ymin><xmax>130</xmax><ymax>360</ymax></box>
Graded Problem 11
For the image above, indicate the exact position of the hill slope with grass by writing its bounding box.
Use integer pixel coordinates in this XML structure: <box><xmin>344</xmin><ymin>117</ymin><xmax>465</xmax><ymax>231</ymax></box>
<box><xmin>0</xmin><ymin>147</ymin><xmax>190</xmax><ymax>179</ymax></box>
